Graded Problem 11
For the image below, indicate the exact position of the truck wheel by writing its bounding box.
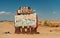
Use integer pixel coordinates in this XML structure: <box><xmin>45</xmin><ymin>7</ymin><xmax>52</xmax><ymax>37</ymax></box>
<box><xmin>34</xmin><ymin>28</ymin><xmax>37</xmax><ymax>32</ymax></box>
<box><xmin>30</xmin><ymin>27</ymin><xmax>34</xmax><ymax>34</ymax></box>
<box><xmin>27</xmin><ymin>28</ymin><xmax>30</xmax><ymax>33</ymax></box>
<box><xmin>22</xmin><ymin>28</ymin><xmax>25</xmax><ymax>33</ymax></box>
<box><xmin>15</xmin><ymin>27</ymin><xmax>21</xmax><ymax>34</ymax></box>
<box><xmin>30</xmin><ymin>27</ymin><xmax>37</xmax><ymax>34</ymax></box>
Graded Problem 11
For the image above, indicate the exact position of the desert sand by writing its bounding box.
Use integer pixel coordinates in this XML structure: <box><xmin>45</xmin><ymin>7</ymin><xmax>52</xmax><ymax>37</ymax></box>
<box><xmin>0</xmin><ymin>22</ymin><xmax>60</xmax><ymax>38</ymax></box>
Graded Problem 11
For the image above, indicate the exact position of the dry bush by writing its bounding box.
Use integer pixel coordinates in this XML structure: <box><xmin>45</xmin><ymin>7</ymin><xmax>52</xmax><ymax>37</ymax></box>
<box><xmin>44</xmin><ymin>21</ymin><xmax>60</xmax><ymax>27</ymax></box>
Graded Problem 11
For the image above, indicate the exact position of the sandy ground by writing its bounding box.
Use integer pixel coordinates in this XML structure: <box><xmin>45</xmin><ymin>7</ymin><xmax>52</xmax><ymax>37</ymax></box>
<box><xmin>0</xmin><ymin>22</ymin><xmax>60</xmax><ymax>38</ymax></box>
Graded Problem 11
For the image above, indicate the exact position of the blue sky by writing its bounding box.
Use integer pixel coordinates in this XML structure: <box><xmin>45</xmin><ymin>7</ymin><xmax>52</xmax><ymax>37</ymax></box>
<box><xmin>0</xmin><ymin>0</ymin><xmax>60</xmax><ymax>21</ymax></box>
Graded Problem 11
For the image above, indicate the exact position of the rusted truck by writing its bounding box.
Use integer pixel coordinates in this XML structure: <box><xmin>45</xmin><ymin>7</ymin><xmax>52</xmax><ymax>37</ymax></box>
<box><xmin>15</xmin><ymin>7</ymin><xmax>38</xmax><ymax>34</ymax></box>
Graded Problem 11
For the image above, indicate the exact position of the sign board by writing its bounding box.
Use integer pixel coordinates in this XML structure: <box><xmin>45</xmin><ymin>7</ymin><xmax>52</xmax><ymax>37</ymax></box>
<box><xmin>15</xmin><ymin>13</ymin><xmax>36</xmax><ymax>27</ymax></box>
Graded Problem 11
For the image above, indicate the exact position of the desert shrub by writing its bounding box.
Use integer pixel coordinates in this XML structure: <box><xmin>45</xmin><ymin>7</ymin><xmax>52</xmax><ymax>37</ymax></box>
<box><xmin>44</xmin><ymin>21</ymin><xmax>49</xmax><ymax>26</ymax></box>
<box><xmin>44</xmin><ymin>21</ymin><xmax>60</xmax><ymax>27</ymax></box>
<box><xmin>51</xmin><ymin>24</ymin><xmax>60</xmax><ymax>27</ymax></box>
<box><xmin>38</xmin><ymin>21</ymin><xmax>42</xmax><ymax>26</ymax></box>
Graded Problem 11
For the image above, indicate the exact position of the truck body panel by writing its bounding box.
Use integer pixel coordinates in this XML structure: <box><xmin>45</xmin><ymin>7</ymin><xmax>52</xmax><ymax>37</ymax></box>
<box><xmin>15</xmin><ymin>13</ymin><xmax>36</xmax><ymax>27</ymax></box>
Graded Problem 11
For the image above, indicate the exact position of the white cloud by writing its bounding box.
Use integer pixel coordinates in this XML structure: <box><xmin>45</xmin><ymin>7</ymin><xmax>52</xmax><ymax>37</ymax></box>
<box><xmin>52</xmin><ymin>11</ymin><xmax>56</xmax><ymax>14</ymax></box>
<box><xmin>0</xmin><ymin>11</ymin><xmax>11</xmax><ymax>14</ymax></box>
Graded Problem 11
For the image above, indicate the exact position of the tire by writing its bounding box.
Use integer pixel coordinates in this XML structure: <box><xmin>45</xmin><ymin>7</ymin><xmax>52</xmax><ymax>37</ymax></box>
<box><xmin>15</xmin><ymin>27</ymin><xmax>21</xmax><ymax>34</ymax></box>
